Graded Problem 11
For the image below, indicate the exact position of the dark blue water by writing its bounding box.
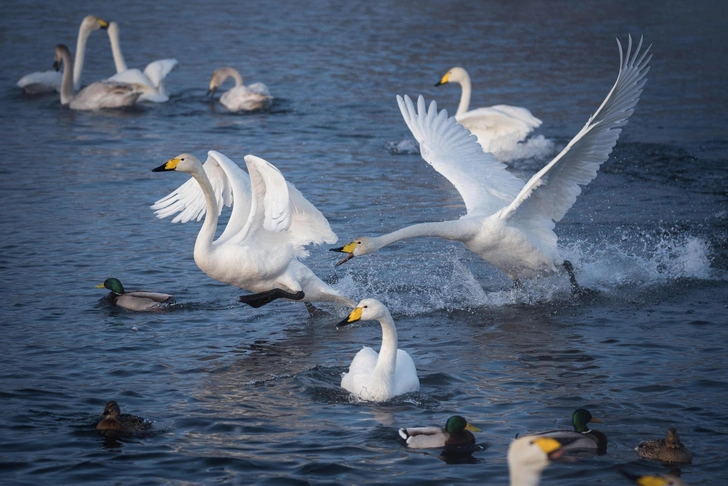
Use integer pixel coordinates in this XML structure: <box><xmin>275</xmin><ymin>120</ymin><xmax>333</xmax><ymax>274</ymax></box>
<box><xmin>1</xmin><ymin>0</ymin><xmax>727</xmax><ymax>484</ymax></box>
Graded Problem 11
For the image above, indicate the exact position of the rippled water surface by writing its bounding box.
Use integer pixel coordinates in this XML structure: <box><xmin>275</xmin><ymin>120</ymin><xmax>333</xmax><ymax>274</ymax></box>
<box><xmin>1</xmin><ymin>0</ymin><xmax>727</xmax><ymax>484</ymax></box>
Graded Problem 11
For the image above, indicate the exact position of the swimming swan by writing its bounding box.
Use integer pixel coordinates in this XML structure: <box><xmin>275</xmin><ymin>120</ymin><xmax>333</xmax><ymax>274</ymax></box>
<box><xmin>96</xmin><ymin>277</ymin><xmax>173</xmax><ymax>311</ymax></box>
<box><xmin>398</xmin><ymin>415</ymin><xmax>481</xmax><ymax>449</ymax></box>
<box><xmin>17</xmin><ymin>15</ymin><xmax>109</xmax><ymax>94</ymax></box>
<box><xmin>54</xmin><ymin>44</ymin><xmax>142</xmax><ymax>110</ymax></box>
<box><xmin>436</xmin><ymin>66</ymin><xmax>546</xmax><ymax>160</ymax></box>
<box><xmin>508</xmin><ymin>435</ymin><xmax>567</xmax><ymax>486</ymax></box>
<box><xmin>151</xmin><ymin>151</ymin><xmax>354</xmax><ymax>309</ymax></box>
<box><xmin>106</xmin><ymin>21</ymin><xmax>178</xmax><ymax>102</ymax></box>
<box><xmin>207</xmin><ymin>67</ymin><xmax>272</xmax><ymax>112</ymax></box>
<box><xmin>336</xmin><ymin>298</ymin><xmax>419</xmax><ymax>402</ymax></box>
<box><xmin>333</xmin><ymin>36</ymin><xmax>651</xmax><ymax>292</ymax></box>
<box><xmin>533</xmin><ymin>408</ymin><xmax>607</xmax><ymax>455</ymax></box>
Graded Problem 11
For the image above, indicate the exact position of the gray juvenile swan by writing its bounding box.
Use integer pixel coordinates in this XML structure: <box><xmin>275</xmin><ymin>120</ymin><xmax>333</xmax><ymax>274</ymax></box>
<box><xmin>207</xmin><ymin>67</ymin><xmax>272</xmax><ymax>111</ymax></box>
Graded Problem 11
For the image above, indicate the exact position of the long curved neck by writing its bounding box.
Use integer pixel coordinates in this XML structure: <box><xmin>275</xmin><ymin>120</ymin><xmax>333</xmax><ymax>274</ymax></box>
<box><xmin>59</xmin><ymin>49</ymin><xmax>75</xmax><ymax>105</ymax></box>
<box><xmin>188</xmin><ymin>167</ymin><xmax>220</xmax><ymax>256</ymax></box>
<box><xmin>223</xmin><ymin>67</ymin><xmax>244</xmax><ymax>88</ymax></box>
<box><xmin>73</xmin><ymin>23</ymin><xmax>94</xmax><ymax>90</ymax></box>
<box><xmin>107</xmin><ymin>24</ymin><xmax>128</xmax><ymax>73</ymax></box>
<box><xmin>509</xmin><ymin>468</ymin><xmax>540</xmax><ymax>486</ymax></box>
<box><xmin>456</xmin><ymin>72</ymin><xmax>471</xmax><ymax>116</ymax></box>
<box><xmin>373</xmin><ymin>311</ymin><xmax>398</xmax><ymax>378</ymax></box>
<box><xmin>369</xmin><ymin>220</ymin><xmax>474</xmax><ymax>251</ymax></box>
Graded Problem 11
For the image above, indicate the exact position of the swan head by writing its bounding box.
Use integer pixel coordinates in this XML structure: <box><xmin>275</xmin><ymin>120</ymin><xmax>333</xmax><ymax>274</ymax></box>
<box><xmin>330</xmin><ymin>237</ymin><xmax>377</xmax><ymax>266</ymax></box>
<box><xmin>82</xmin><ymin>15</ymin><xmax>109</xmax><ymax>32</ymax></box>
<box><xmin>96</xmin><ymin>278</ymin><xmax>125</xmax><ymax>295</ymax></box>
<box><xmin>435</xmin><ymin>66</ymin><xmax>468</xmax><ymax>87</ymax></box>
<box><xmin>101</xmin><ymin>400</ymin><xmax>122</xmax><ymax>419</ymax></box>
<box><xmin>53</xmin><ymin>44</ymin><xmax>71</xmax><ymax>72</ymax></box>
<box><xmin>507</xmin><ymin>435</ymin><xmax>566</xmax><ymax>476</ymax></box>
<box><xmin>445</xmin><ymin>416</ymin><xmax>481</xmax><ymax>434</ymax></box>
<box><xmin>208</xmin><ymin>67</ymin><xmax>241</xmax><ymax>96</ymax></box>
<box><xmin>336</xmin><ymin>298</ymin><xmax>389</xmax><ymax>329</ymax></box>
<box><xmin>571</xmin><ymin>408</ymin><xmax>601</xmax><ymax>433</ymax></box>
<box><xmin>152</xmin><ymin>154</ymin><xmax>203</xmax><ymax>174</ymax></box>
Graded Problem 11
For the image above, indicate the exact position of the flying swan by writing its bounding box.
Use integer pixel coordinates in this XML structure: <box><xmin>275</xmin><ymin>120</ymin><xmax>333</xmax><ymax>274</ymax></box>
<box><xmin>54</xmin><ymin>44</ymin><xmax>142</xmax><ymax>110</ymax></box>
<box><xmin>336</xmin><ymin>298</ymin><xmax>419</xmax><ymax>402</ymax></box>
<box><xmin>17</xmin><ymin>15</ymin><xmax>109</xmax><ymax>94</ymax></box>
<box><xmin>106</xmin><ymin>21</ymin><xmax>178</xmax><ymax>103</ymax></box>
<box><xmin>207</xmin><ymin>67</ymin><xmax>272</xmax><ymax>112</ymax></box>
<box><xmin>436</xmin><ymin>66</ymin><xmax>548</xmax><ymax>161</ymax></box>
<box><xmin>151</xmin><ymin>151</ymin><xmax>354</xmax><ymax>310</ymax></box>
<box><xmin>333</xmin><ymin>36</ymin><xmax>651</xmax><ymax>293</ymax></box>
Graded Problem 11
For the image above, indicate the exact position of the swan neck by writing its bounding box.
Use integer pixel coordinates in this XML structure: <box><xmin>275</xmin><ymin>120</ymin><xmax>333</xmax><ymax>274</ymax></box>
<box><xmin>228</xmin><ymin>68</ymin><xmax>244</xmax><ymax>87</ymax></box>
<box><xmin>509</xmin><ymin>469</ymin><xmax>540</xmax><ymax>486</ymax></box>
<box><xmin>73</xmin><ymin>22</ymin><xmax>94</xmax><ymax>90</ymax></box>
<box><xmin>456</xmin><ymin>72</ymin><xmax>471</xmax><ymax>116</ymax></box>
<box><xmin>59</xmin><ymin>49</ymin><xmax>74</xmax><ymax>105</ymax></box>
<box><xmin>189</xmin><ymin>167</ymin><xmax>219</xmax><ymax>254</ymax></box>
<box><xmin>108</xmin><ymin>25</ymin><xmax>128</xmax><ymax>73</ymax></box>
<box><xmin>371</xmin><ymin>221</ymin><xmax>471</xmax><ymax>250</ymax></box>
<box><xmin>373</xmin><ymin>312</ymin><xmax>398</xmax><ymax>377</ymax></box>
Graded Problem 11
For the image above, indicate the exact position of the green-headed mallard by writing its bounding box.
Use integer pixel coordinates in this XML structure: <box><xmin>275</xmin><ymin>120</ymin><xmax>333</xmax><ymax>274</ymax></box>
<box><xmin>535</xmin><ymin>408</ymin><xmax>607</xmax><ymax>455</ymax></box>
<box><xmin>636</xmin><ymin>427</ymin><xmax>692</xmax><ymax>464</ymax></box>
<box><xmin>96</xmin><ymin>277</ymin><xmax>172</xmax><ymax>311</ymax></box>
<box><xmin>508</xmin><ymin>435</ymin><xmax>567</xmax><ymax>486</ymax></box>
<box><xmin>96</xmin><ymin>400</ymin><xmax>152</xmax><ymax>435</ymax></box>
<box><xmin>398</xmin><ymin>415</ymin><xmax>481</xmax><ymax>449</ymax></box>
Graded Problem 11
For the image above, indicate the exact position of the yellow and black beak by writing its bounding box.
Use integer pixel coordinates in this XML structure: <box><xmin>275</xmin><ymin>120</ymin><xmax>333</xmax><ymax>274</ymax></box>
<box><xmin>152</xmin><ymin>157</ymin><xmax>181</xmax><ymax>172</ymax></box>
<box><xmin>336</xmin><ymin>306</ymin><xmax>363</xmax><ymax>329</ymax></box>
<box><xmin>98</xmin><ymin>19</ymin><xmax>109</xmax><ymax>30</ymax></box>
<box><xmin>434</xmin><ymin>72</ymin><xmax>450</xmax><ymax>87</ymax></box>
<box><xmin>330</xmin><ymin>241</ymin><xmax>358</xmax><ymax>267</ymax></box>
<box><xmin>207</xmin><ymin>84</ymin><xmax>218</xmax><ymax>98</ymax></box>
<box><xmin>620</xmin><ymin>470</ymin><xmax>672</xmax><ymax>486</ymax></box>
<box><xmin>533</xmin><ymin>437</ymin><xmax>566</xmax><ymax>461</ymax></box>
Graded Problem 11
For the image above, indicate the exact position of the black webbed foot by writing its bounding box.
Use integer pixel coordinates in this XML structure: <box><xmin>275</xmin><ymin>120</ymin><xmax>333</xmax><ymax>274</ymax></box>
<box><xmin>239</xmin><ymin>289</ymin><xmax>305</xmax><ymax>308</ymax></box>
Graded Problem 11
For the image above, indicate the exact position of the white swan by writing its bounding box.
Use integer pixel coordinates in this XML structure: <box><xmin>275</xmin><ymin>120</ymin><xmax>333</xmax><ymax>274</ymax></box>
<box><xmin>106</xmin><ymin>22</ymin><xmax>178</xmax><ymax>103</ymax></box>
<box><xmin>151</xmin><ymin>151</ymin><xmax>354</xmax><ymax>309</ymax></box>
<box><xmin>507</xmin><ymin>435</ymin><xmax>566</xmax><ymax>486</ymax></box>
<box><xmin>17</xmin><ymin>15</ymin><xmax>109</xmax><ymax>94</ymax></box>
<box><xmin>336</xmin><ymin>298</ymin><xmax>419</xmax><ymax>402</ymax></box>
<box><xmin>435</xmin><ymin>66</ymin><xmax>548</xmax><ymax>160</ymax></box>
<box><xmin>207</xmin><ymin>67</ymin><xmax>272</xmax><ymax>112</ymax></box>
<box><xmin>333</xmin><ymin>36</ymin><xmax>651</xmax><ymax>292</ymax></box>
<box><xmin>54</xmin><ymin>44</ymin><xmax>142</xmax><ymax>110</ymax></box>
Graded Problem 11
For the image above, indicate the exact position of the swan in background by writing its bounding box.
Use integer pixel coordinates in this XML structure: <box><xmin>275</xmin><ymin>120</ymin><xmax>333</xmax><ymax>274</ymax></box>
<box><xmin>95</xmin><ymin>277</ymin><xmax>173</xmax><ymax>311</ymax></box>
<box><xmin>435</xmin><ymin>66</ymin><xmax>550</xmax><ymax>161</ymax></box>
<box><xmin>399</xmin><ymin>416</ymin><xmax>481</xmax><ymax>449</ymax></box>
<box><xmin>18</xmin><ymin>15</ymin><xmax>109</xmax><ymax>94</ymax></box>
<box><xmin>54</xmin><ymin>44</ymin><xmax>141</xmax><ymax>110</ymax></box>
<box><xmin>207</xmin><ymin>67</ymin><xmax>272</xmax><ymax>111</ymax></box>
<box><xmin>336</xmin><ymin>298</ymin><xmax>419</xmax><ymax>402</ymax></box>
<box><xmin>533</xmin><ymin>408</ymin><xmax>607</xmax><ymax>455</ymax></box>
<box><xmin>507</xmin><ymin>436</ymin><xmax>567</xmax><ymax>486</ymax></box>
<box><xmin>151</xmin><ymin>151</ymin><xmax>354</xmax><ymax>310</ymax></box>
<box><xmin>333</xmin><ymin>36</ymin><xmax>651</xmax><ymax>293</ymax></box>
<box><xmin>106</xmin><ymin>22</ymin><xmax>178</xmax><ymax>102</ymax></box>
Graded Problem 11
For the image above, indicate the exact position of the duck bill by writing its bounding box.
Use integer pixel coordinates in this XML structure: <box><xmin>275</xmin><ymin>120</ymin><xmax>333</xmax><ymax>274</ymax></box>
<box><xmin>94</xmin><ymin>283</ymin><xmax>105</xmax><ymax>289</ymax></box>
<box><xmin>590</xmin><ymin>417</ymin><xmax>603</xmax><ymax>423</ymax></box>
<box><xmin>465</xmin><ymin>423</ymin><xmax>481</xmax><ymax>433</ymax></box>
<box><xmin>336</xmin><ymin>306</ymin><xmax>363</xmax><ymax>329</ymax></box>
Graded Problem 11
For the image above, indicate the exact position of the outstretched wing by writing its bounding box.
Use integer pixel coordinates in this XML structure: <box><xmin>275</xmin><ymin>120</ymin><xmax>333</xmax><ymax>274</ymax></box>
<box><xmin>143</xmin><ymin>59</ymin><xmax>178</xmax><ymax>88</ymax></box>
<box><xmin>500</xmin><ymin>36</ymin><xmax>651</xmax><ymax>230</ymax></box>
<box><xmin>397</xmin><ymin>95</ymin><xmax>524</xmax><ymax>217</ymax></box>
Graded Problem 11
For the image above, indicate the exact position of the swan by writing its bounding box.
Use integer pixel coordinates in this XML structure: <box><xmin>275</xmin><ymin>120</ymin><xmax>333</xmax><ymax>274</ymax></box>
<box><xmin>17</xmin><ymin>15</ymin><xmax>109</xmax><ymax>94</ymax></box>
<box><xmin>151</xmin><ymin>151</ymin><xmax>354</xmax><ymax>309</ymax></box>
<box><xmin>207</xmin><ymin>67</ymin><xmax>272</xmax><ymax>112</ymax></box>
<box><xmin>398</xmin><ymin>415</ymin><xmax>481</xmax><ymax>449</ymax></box>
<box><xmin>95</xmin><ymin>277</ymin><xmax>173</xmax><ymax>311</ymax></box>
<box><xmin>635</xmin><ymin>427</ymin><xmax>693</xmax><ymax>464</ymax></box>
<box><xmin>336</xmin><ymin>298</ymin><xmax>419</xmax><ymax>402</ymax></box>
<box><xmin>54</xmin><ymin>44</ymin><xmax>142</xmax><ymax>110</ymax></box>
<box><xmin>435</xmin><ymin>66</ymin><xmax>548</xmax><ymax>160</ymax></box>
<box><xmin>533</xmin><ymin>408</ymin><xmax>607</xmax><ymax>455</ymax></box>
<box><xmin>507</xmin><ymin>435</ymin><xmax>567</xmax><ymax>486</ymax></box>
<box><xmin>333</xmin><ymin>36</ymin><xmax>651</xmax><ymax>293</ymax></box>
<box><xmin>106</xmin><ymin>21</ymin><xmax>178</xmax><ymax>102</ymax></box>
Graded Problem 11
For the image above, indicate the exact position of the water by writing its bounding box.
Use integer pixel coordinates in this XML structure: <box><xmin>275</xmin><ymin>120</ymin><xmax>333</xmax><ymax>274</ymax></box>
<box><xmin>1</xmin><ymin>0</ymin><xmax>727</xmax><ymax>484</ymax></box>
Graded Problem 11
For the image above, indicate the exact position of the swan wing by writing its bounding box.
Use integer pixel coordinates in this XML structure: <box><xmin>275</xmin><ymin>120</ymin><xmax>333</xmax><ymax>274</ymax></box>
<box><xmin>457</xmin><ymin>105</ymin><xmax>541</xmax><ymax>141</ymax></box>
<box><xmin>143</xmin><ymin>59</ymin><xmax>178</xmax><ymax>88</ymax></box>
<box><xmin>109</xmin><ymin>68</ymin><xmax>153</xmax><ymax>87</ymax></box>
<box><xmin>70</xmin><ymin>81</ymin><xmax>142</xmax><ymax>110</ymax></box>
<box><xmin>500</xmin><ymin>36</ymin><xmax>651</xmax><ymax>230</ymax></box>
<box><xmin>341</xmin><ymin>346</ymin><xmax>379</xmax><ymax>394</ymax></box>
<box><xmin>246</xmin><ymin>82</ymin><xmax>271</xmax><ymax>97</ymax></box>
<box><xmin>393</xmin><ymin>349</ymin><xmax>420</xmax><ymax>394</ymax></box>
<box><xmin>17</xmin><ymin>70</ymin><xmax>62</xmax><ymax>93</ymax></box>
<box><xmin>397</xmin><ymin>95</ymin><xmax>524</xmax><ymax>217</ymax></box>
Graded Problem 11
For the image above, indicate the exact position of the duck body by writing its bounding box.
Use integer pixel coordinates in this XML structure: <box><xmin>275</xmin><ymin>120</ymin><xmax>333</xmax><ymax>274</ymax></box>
<box><xmin>399</xmin><ymin>415</ymin><xmax>480</xmax><ymax>450</ymax></box>
<box><xmin>534</xmin><ymin>408</ymin><xmax>607</xmax><ymax>455</ymax></box>
<box><xmin>208</xmin><ymin>67</ymin><xmax>272</xmax><ymax>112</ymax></box>
<box><xmin>96</xmin><ymin>278</ymin><xmax>172</xmax><ymax>311</ymax></box>
<box><xmin>636</xmin><ymin>427</ymin><xmax>692</xmax><ymax>464</ymax></box>
<box><xmin>96</xmin><ymin>401</ymin><xmax>152</xmax><ymax>436</ymax></box>
<box><xmin>337</xmin><ymin>299</ymin><xmax>419</xmax><ymax>402</ymax></box>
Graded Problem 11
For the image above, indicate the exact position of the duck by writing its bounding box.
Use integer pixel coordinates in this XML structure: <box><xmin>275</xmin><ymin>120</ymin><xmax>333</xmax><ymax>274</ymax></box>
<box><xmin>53</xmin><ymin>44</ymin><xmax>142</xmax><ymax>110</ymax></box>
<box><xmin>207</xmin><ymin>67</ymin><xmax>272</xmax><ymax>111</ymax></box>
<box><xmin>398</xmin><ymin>415</ymin><xmax>480</xmax><ymax>449</ymax></box>
<box><xmin>96</xmin><ymin>401</ymin><xmax>152</xmax><ymax>435</ymax></box>
<box><xmin>336</xmin><ymin>299</ymin><xmax>419</xmax><ymax>401</ymax></box>
<box><xmin>621</xmin><ymin>470</ymin><xmax>687</xmax><ymax>486</ymax></box>
<box><xmin>332</xmin><ymin>36</ymin><xmax>651</xmax><ymax>294</ymax></box>
<box><xmin>96</xmin><ymin>277</ymin><xmax>173</xmax><ymax>311</ymax></box>
<box><xmin>435</xmin><ymin>66</ymin><xmax>547</xmax><ymax>161</ymax></box>
<box><xmin>151</xmin><ymin>151</ymin><xmax>354</xmax><ymax>310</ymax></box>
<box><xmin>534</xmin><ymin>408</ymin><xmax>607</xmax><ymax>455</ymax></box>
<box><xmin>17</xmin><ymin>15</ymin><xmax>108</xmax><ymax>94</ymax></box>
<box><xmin>105</xmin><ymin>21</ymin><xmax>178</xmax><ymax>103</ymax></box>
<box><xmin>636</xmin><ymin>427</ymin><xmax>693</xmax><ymax>464</ymax></box>
<box><xmin>508</xmin><ymin>435</ymin><xmax>567</xmax><ymax>486</ymax></box>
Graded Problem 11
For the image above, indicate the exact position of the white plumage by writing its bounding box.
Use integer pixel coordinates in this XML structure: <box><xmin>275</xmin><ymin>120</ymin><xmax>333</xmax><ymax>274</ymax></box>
<box><xmin>208</xmin><ymin>67</ymin><xmax>272</xmax><ymax>112</ymax></box>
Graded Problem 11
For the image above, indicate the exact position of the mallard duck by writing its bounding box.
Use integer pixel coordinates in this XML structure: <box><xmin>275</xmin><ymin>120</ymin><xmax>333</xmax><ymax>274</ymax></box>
<box><xmin>398</xmin><ymin>415</ymin><xmax>480</xmax><ymax>449</ymax></box>
<box><xmin>96</xmin><ymin>278</ymin><xmax>173</xmax><ymax>311</ymax></box>
<box><xmin>621</xmin><ymin>470</ymin><xmax>687</xmax><ymax>486</ymax></box>
<box><xmin>636</xmin><ymin>427</ymin><xmax>692</xmax><ymax>464</ymax></box>
<box><xmin>535</xmin><ymin>408</ymin><xmax>607</xmax><ymax>455</ymax></box>
<box><xmin>508</xmin><ymin>435</ymin><xmax>567</xmax><ymax>486</ymax></box>
<box><xmin>96</xmin><ymin>401</ymin><xmax>152</xmax><ymax>435</ymax></box>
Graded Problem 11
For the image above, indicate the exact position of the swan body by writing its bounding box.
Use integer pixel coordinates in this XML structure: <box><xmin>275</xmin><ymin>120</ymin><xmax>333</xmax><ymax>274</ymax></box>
<box><xmin>398</xmin><ymin>415</ymin><xmax>480</xmax><ymax>449</ymax></box>
<box><xmin>336</xmin><ymin>299</ymin><xmax>419</xmax><ymax>402</ymax></box>
<box><xmin>106</xmin><ymin>22</ymin><xmax>178</xmax><ymax>102</ymax></box>
<box><xmin>96</xmin><ymin>277</ymin><xmax>173</xmax><ymax>311</ymax></box>
<box><xmin>151</xmin><ymin>151</ymin><xmax>354</xmax><ymax>308</ymax></box>
<box><xmin>96</xmin><ymin>401</ymin><xmax>152</xmax><ymax>436</ymax></box>
<box><xmin>54</xmin><ymin>44</ymin><xmax>141</xmax><ymax>110</ymax></box>
<box><xmin>18</xmin><ymin>15</ymin><xmax>109</xmax><ymax>94</ymax></box>
<box><xmin>436</xmin><ymin>66</ymin><xmax>547</xmax><ymax>160</ymax></box>
<box><xmin>208</xmin><ymin>67</ymin><xmax>272</xmax><ymax>111</ymax></box>
<box><xmin>333</xmin><ymin>36</ymin><xmax>651</xmax><ymax>289</ymax></box>
<box><xmin>636</xmin><ymin>427</ymin><xmax>693</xmax><ymax>464</ymax></box>
<box><xmin>508</xmin><ymin>435</ymin><xmax>567</xmax><ymax>486</ymax></box>
<box><xmin>533</xmin><ymin>408</ymin><xmax>607</xmax><ymax>455</ymax></box>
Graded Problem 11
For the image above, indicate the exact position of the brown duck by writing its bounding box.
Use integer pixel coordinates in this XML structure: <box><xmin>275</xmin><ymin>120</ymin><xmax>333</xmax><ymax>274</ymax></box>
<box><xmin>636</xmin><ymin>427</ymin><xmax>692</xmax><ymax>464</ymax></box>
